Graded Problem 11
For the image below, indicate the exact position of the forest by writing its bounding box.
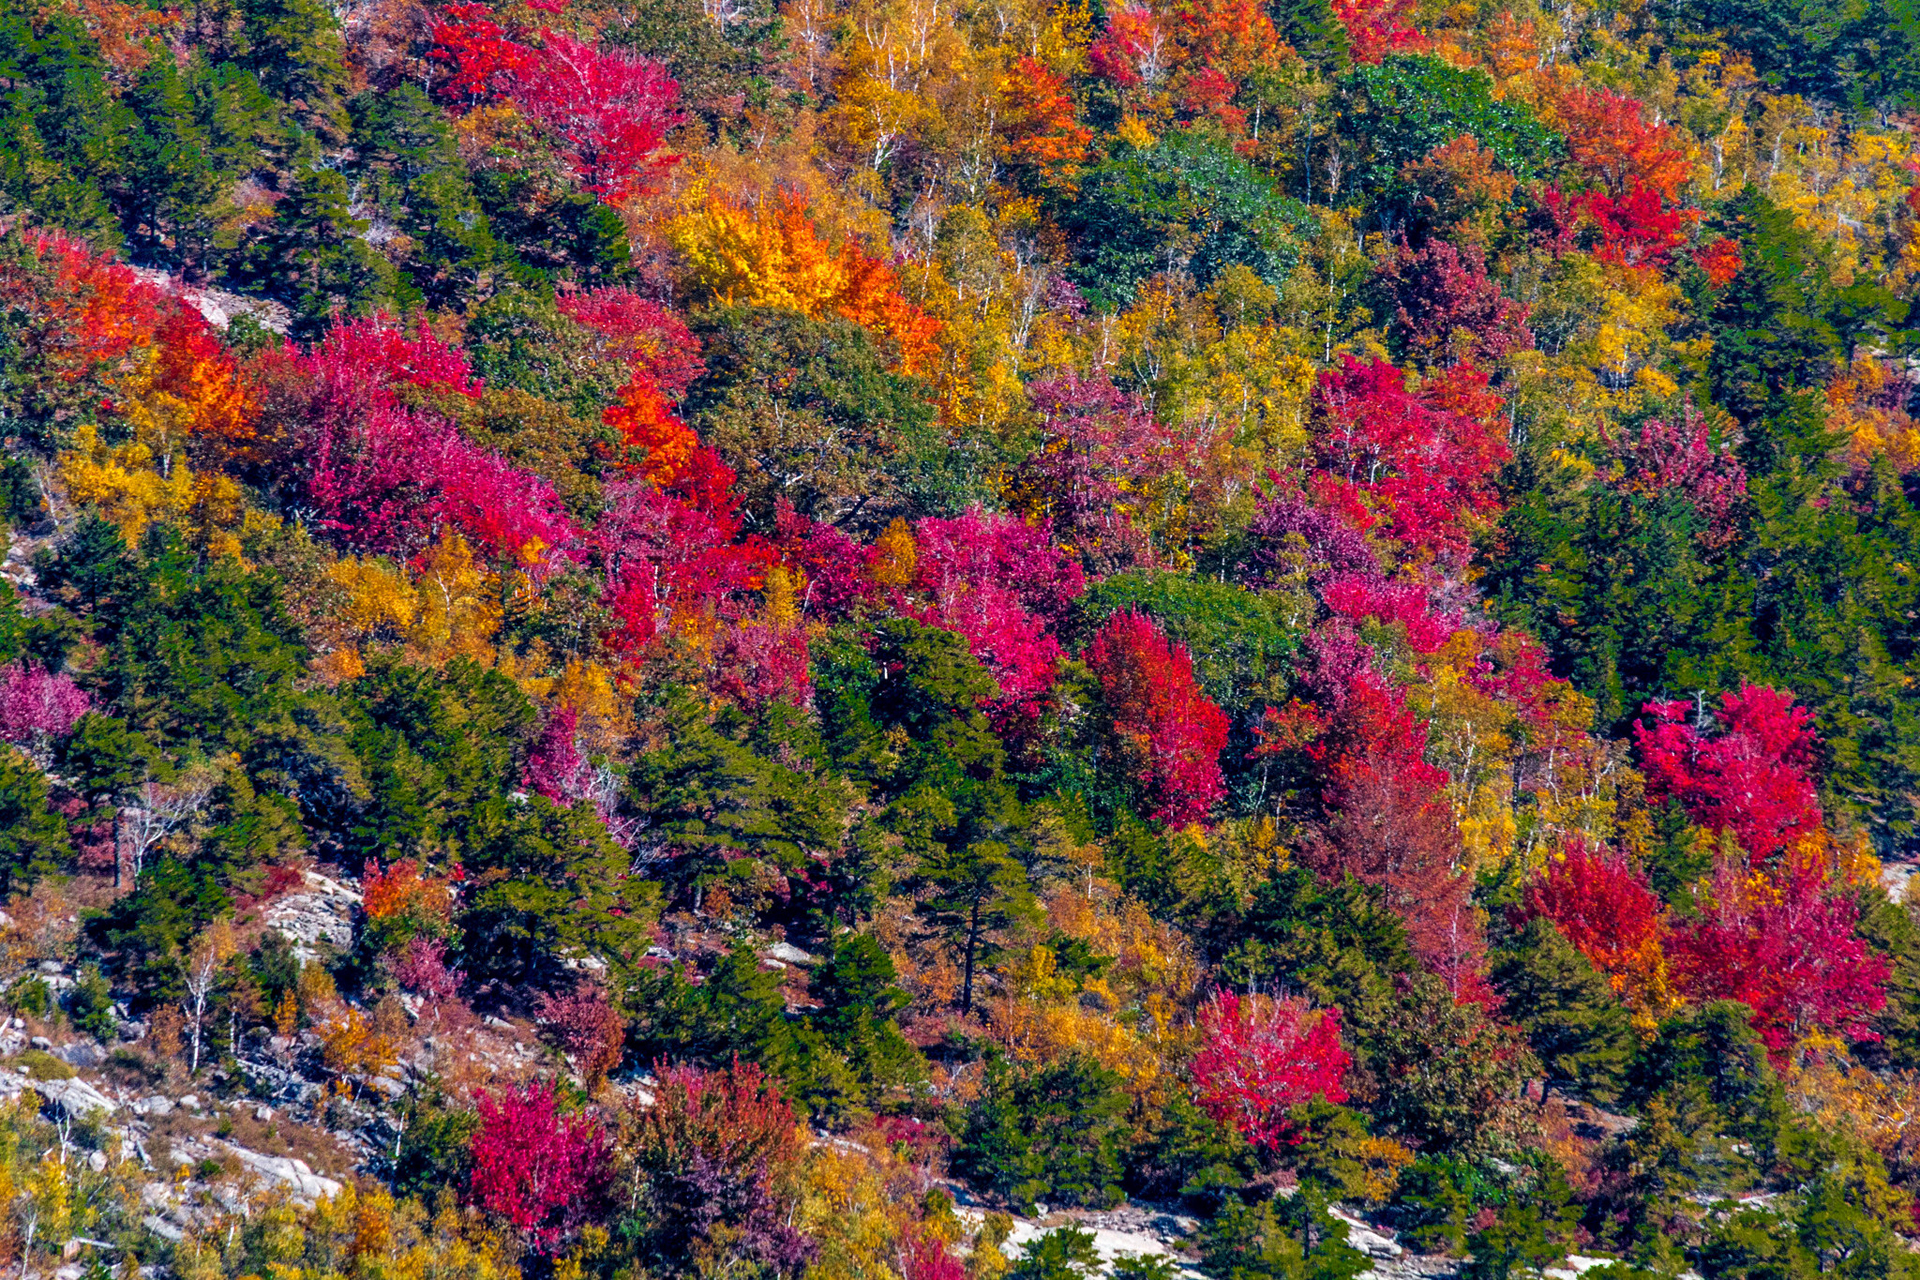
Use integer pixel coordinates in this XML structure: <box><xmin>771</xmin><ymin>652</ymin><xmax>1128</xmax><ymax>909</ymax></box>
<box><xmin>4</xmin><ymin>0</ymin><xmax>1920</xmax><ymax>1274</ymax></box>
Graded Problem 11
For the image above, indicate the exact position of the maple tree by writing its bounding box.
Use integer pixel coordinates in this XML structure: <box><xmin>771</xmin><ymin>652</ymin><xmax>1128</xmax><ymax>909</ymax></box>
<box><xmin>1312</xmin><ymin>356</ymin><xmax>1508</xmax><ymax>565</ymax></box>
<box><xmin>1190</xmin><ymin>990</ymin><xmax>1351</xmax><ymax>1152</ymax></box>
<box><xmin>907</xmin><ymin>507</ymin><xmax>1085</xmax><ymax>706</ymax></box>
<box><xmin>1634</xmin><ymin>684</ymin><xmax>1824</xmax><ymax>866</ymax></box>
<box><xmin>0</xmin><ymin>663</ymin><xmax>90</xmax><ymax>763</ymax></box>
<box><xmin>429</xmin><ymin>8</ymin><xmax>683</xmax><ymax>201</ymax></box>
<box><xmin>470</xmin><ymin>1081</ymin><xmax>611</xmax><ymax>1249</ymax></box>
<box><xmin>1086</xmin><ymin>609</ymin><xmax>1230</xmax><ymax>827</ymax></box>
<box><xmin>1668</xmin><ymin>855</ymin><xmax>1889</xmax><ymax>1057</ymax></box>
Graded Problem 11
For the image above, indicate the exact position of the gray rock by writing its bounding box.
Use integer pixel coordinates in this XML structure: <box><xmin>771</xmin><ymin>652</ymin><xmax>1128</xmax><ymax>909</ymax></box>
<box><xmin>218</xmin><ymin>1142</ymin><xmax>342</xmax><ymax>1203</ymax></box>
<box><xmin>32</xmin><ymin>1075</ymin><xmax>117</xmax><ymax>1119</ymax></box>
<box><xmin>762</xmin><ymin>942</ymin><xmax>816</xmax><ymax>966</ymax></box>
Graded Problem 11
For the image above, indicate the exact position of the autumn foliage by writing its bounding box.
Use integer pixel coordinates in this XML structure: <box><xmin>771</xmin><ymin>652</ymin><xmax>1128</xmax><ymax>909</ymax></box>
<box><xmin>1191</xmin><ymin>991</ymin><xmax>1350</xmax><ymax>1151</ymax></box>
<box><xmin>1086</xmin><ymin>609</ymin><xmax>1229</xmax><ymax>826</ymax></box>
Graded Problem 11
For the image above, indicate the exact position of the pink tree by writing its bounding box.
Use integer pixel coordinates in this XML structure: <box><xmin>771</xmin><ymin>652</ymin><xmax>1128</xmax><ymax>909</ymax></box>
<box><xmin>0</xmin><ymin>662</ymin><xmax>90</xmax><ymax>763</ymax></box>
<box><xmin>909</xmin><ymin>507</ymin><xmax>1085</xmax><ymax>706</ymax></box>
<box><xmin>1191</xmin><ymin>991</ymin><xmax>1350</xmax><ymax>1151</ymax></box>
<box><xmin>1313</xmin><ymin>356</ymin><xmax>1508</xmax><ymax>565</ymax></box>
<box><xmin>429</xmin><ymin>10</ymin><xmax>683</xmax><ymax>202</ymax></box>
<box><xmin>1634</xmin><ymin>684</ymin><xmax>1824</xmax><ymax>866</ymax></box>
<box><xmin>1086</xmin><ymin>609</ymin><xmax>1229</xmax><ymax>827</ymax></box>
<box><xmin>470</xmin><ymin>1081</ymin><xmax>610</xmax><ymax>1249</ymax></box>
<box><xmin>1016</xmin><ymin>374</ymin><xmax>1186</xmax><ymax>572</ymax></box>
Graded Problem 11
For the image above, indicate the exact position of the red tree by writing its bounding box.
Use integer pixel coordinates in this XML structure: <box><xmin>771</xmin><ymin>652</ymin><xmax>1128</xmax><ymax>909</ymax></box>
<box><xmin>1553</xmin><ymin>86</ymin><xmax>1691</xmax><ymax>203</ymax></box>
<box><xmin>1332</xmin><ymin>0</ymin><xmax>1423</xmax><ymax>63</ymax></box>
<box><xmin>470</xmin><ymin>1081</ymin><xmax>610</xmax><ymax>1249</ymax></box>
<box><xmin>1634</xmin><ymin>684</ymin><xmax>1824</xmax><ymax>866</ymax></box>
<box><xmin>1611</xmin><ymin>402</ymin><xmax>1748</xmax><ymax>551</ymax></box>
<box><xmin>909</xmin><ymin>507</ymin><xmax>1085</xmax><ymax>705</ymax></box>
<box><xmin>1017</xmin><ymin>373</ymin><xmax>1186</xmax><ymax>572</ymax></box>
<box><xmin>1086</xmin><ymin>609</ymin><xmax>1229</xmax><ymax>827</ymax></box>
<box><xmin>534</xmin><ymin>983</ymin><xmax>627</xmax><ymax>1081</ymax></box>
<box><xmin>430</xmin><ymin>8</ymin><xmax>682</xmax><ymax>201</ymax></box>
<box><xmin>1379</xmin><ymin>237</ymin><xmax>1533</xmax><ymax>365</ymax></box>
<box><xmin>1313</xmin><ymin>356</ymin><xmax>1508</xmax><ymax>565</ymax></box>
<box><xmin>1668</xmin><ymin>855</ymin><xmax>1888</xmax><ymax>1057</ymax></box>
<box><xmin>0</xmin><ymin>662</ymin><xmax>90</xmax><ymax>762</ymax></box>
<box><xmin>1527</xmin><ymin>841</ymin><xmax>1664</xmax><ymax>980</ymax></box>
<box><xmin>1191</xmin><ymin>991</ymin><xmax>1350</xmax><ymax>1151</ymax></box>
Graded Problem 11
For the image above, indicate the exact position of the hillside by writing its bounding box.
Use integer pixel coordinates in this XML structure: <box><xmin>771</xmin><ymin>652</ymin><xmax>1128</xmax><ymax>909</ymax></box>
<box><xmin>3</xmin><ymin>0</ymin><xmax>1920</xmax><ymax>1276</ymax></box>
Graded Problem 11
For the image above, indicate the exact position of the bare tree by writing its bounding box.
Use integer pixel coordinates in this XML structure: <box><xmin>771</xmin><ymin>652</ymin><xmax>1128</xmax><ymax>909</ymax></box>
<box><xmin>115</xmin><ymin>773</ymin><xmax>212</xmax><ymax>888</ymax></box>
<box><xmin>183</xmin><ymin>922</ymin><xmax>236</xmax><ymax>1075</ymax></box>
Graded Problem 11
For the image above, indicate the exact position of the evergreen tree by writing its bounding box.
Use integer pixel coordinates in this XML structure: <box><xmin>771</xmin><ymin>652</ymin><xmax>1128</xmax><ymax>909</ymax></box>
<box><xmin>1492</xmin><ymin>917</ymin><xmax>1636</xmax><ymax>1103</ymax></box>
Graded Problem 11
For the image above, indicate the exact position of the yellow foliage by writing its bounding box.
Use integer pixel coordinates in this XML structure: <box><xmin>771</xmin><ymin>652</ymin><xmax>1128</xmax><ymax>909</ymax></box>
<box><xmin>872</xmin><ymin>517</ymin><xmax>918</xmax><ymax>588</ymax></box>
<box><xmin>410</xmin><ymin>533</ymin><xmax>503</xmax><ymax>665</ymax></box>
<box><xmin>59</xmin><ymin>421</ymin><xmax>194</xmax><ymax>544</ymax></box>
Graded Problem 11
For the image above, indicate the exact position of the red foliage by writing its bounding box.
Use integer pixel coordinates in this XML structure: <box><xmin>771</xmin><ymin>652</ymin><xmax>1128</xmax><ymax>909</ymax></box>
<box><xmin>534</xmin><ymin>982</ymin><xmax>627</xmax><ymax>1080</ymax></box>
<box><xmin>524</xmin><ymin>705</ymin><xmax>590</xmax><ymax>802</ymax></box>
<box><xmin>429</xmin><ymin>8</ymin><xmax>682</xmax><ymax>201</ymax></box>
<box><xmin>1018</xmin><ymin>373</ymin><xmax>1186</xmax><ymax>572</ymax></box>
<box><xmin>1669</xmin><ymin>855</ymin><xmax>1889</xmax><ymax>1057</ymax></box>
<box><xmin>1634</xmin><ymin>684</ymin><xmax>1824</xmax><ymax>866</ymax></box>
<box><xmin>1086</xmin><ymin>609</ymin><xmax>1229</xmax><ymax>827</ymax></box>
<box><xmin>1577</xmin><ymin>183</ymin><xmax>1692</xmax><ymax>270</ymax></box>
<box><xmin>1319</xmin><ymin>574</ymin><xmax>1460</xmax><ymax>653</ymax></box>
<box><xmin>627</xmin><ymin>1058</ymin><xmax>814</xmax><ymax>1274</ymax></box>
<box><xmin>909</xmin><ymin>507</ymin><xmax>1085</xmax><ymax>705</ymax></box>
<box><xmin>900</xmin><ymin>1233</ymin><xmax>968</xmax><ymax>1280</ymax></box>
<box><xmin>429</xmin><ymin>2</ymin><xmax>530</xmax><ymax>103</ymax></box>
<box><xmin>1693</xmin><ymin>236</ymin><xmax>1743</xmax><ymax>287</ymax></box>
<box><xmin>1379</xmin><ymin>237</ymin><xmax>1533</xmax><ymax>365</ymax></box>
<box><xmin>1610</xmin><ymin>402</ymin><xmax>1747</xmax><ymax>551</ymax></box>
<box><xmin>772</xmin><ymin>501</ymin><xmax>876</xmax><ymax>621</ymax></box>
<box><xmin>557</xmin><ymin>287</ymin><xmax>704</xmax><ymax>398</ymax></box>
<box><xmin>0</xmin><ymin>662</ymin><xmax>91</xmax><ymax>758</ymax></box>
<box><xmin>513</xmin><ymin>30</ymin><xmax>683</xmax><ymax>201</ymax></box>
<box><xmin>1527</xmin><ymin>842</ymin><xmax>1664</xmax><ymax>979</ymax></box>
<box><xmin>588</xmin><ymin>476</ymin><xmax>774</xmax><ymax>655</ymax></box>
<box><xmin>998</xmin><ymin>56</ymin><xmax>1092</xmax><ymax>183</ymax></box>
<box><xmin>1191</xmin><ymin>991</ymin><xmax>1350</xmax><ymax>1151</ymax></box>
<box><xmin>1088</xmin><ymin>2</ymin><xmax>1171</xmax><ymax>92</ymax></box>
<box><xmin>1553</xmin><ymin>86</ymin><xmax>1691</xmax><ymax>203</ymax></box>
<box><xmin>470</xmin><ymin>1081</ymin><xmax>610</xmax><ymax>1249</ymax></box>
<box><xmin>1331</xmin><ymin>0</ymin><xmax>1423</xmax><ymax>63</ymax></box>
<box><xmin>299</xmin><ymin>315</ymin><xmax>576</xmax><ymax>563</ymax></box>
<box><xmin>1313</xmin><ymin>356</ymin><xmax>1509</xmax><ymax>564</ymax></box>
<box><xmin>712</xmin><ymin>619</ymin><xmax>812</xmax><ymax>710</ymax></box>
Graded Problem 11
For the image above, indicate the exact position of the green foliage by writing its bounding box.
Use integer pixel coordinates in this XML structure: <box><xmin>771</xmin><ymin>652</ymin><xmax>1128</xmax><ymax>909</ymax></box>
<box><xmin>1491</xmin><ymin>917</ymin><xmax>1635</xmax><ymax>1103</ymax></box>
<box><xmin>1336</xmin><ymin>55</ymin><xmax>1560</xmax><ymax>212</ymax></box>
<box><xmin>65</xmin><ymin>965</ymin><xmax>115</xmax><ymax>1040</ymax></box>
<box><xmin>953</xmin><ymin>1052</ymin><xmax>1129</xmax><ymax>1212</ymax></box>
<box><xmin>1060</xmin><ymin>133</ymin><xmax>1318</xmax><ymax>311</ymax></box>
<box><xmin>1198</xmin><ymin>1191</ymin><xmax>1370</xmax><ymax>1280</ymax></box>
<box><xmin>1007</xmin><ymin>1227</ymin><xmax>1104</xmax><ymax>1280</ymax></box>
<box><xmin>685</xmin><ymin>306</ymin><xmax>983</xmax><ymax>532</ymax></box>
<box><xmin>0</xmin><ymin>749</ymin><xmax>71</xmax><ymax>897</ymax></box>
<box><xmin>1461</xmin><ymin>1164</ymin><xmax>1580</xmax><ymax>1280</ymax></box>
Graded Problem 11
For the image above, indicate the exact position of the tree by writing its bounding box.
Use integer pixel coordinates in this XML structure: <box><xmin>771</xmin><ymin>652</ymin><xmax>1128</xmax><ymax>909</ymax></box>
<box><xmin>470</xmin><ymin>1081</ymin><xmax>610</xmax><ymax>1251</ymax></box>
<box><xmin>954</xmin><ymin>1053</ymin><xmax>1130</xmax><ymax>1212</ymax></box>
<box><xmin>0</xmin><ymin>662</ymin><xmax>89</xmax><ymax>765</ymax></box>
<box><xmin>508</xmin><ymin>31</ymin><xmax>683</xmax><ymax>202</ymax></box>
<box><xmin>1191</xmin><ymin>991</ymin><xmax>1348</xmax><ymax>1145</ymax></box>
<box><xmin>1634</xmin><ymin>685</ymin><xmax>1824</xmax><ymax>867</ymax></box>
<box><xmin>919</xmin><ymin>839</ymin><xmax>1038</xmax><ymax>1016</ymax></box>
<box><xmin>1667</xmin><ymin>856</ymin><xmax>1889</xmax><ymax>1057</ymax></box>
<box><xmin>615</xmin><ymin>1058</ymin><xmax>814</xmax><ymax>1277</ymax></box>
<box><xmin>1086</xmin><ymin>609</ymin><xmax>1230</xmax><ymax>828</ymax></box>
<box><xmin>0</xmin><ymin>750</ymin><xmax>71</xmax><ymax>897</ymax></box>
<box><xmin>1491</xmin><ymin>917</ymin><xmax>1635</xmax><ymax>1103</ymax></box>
